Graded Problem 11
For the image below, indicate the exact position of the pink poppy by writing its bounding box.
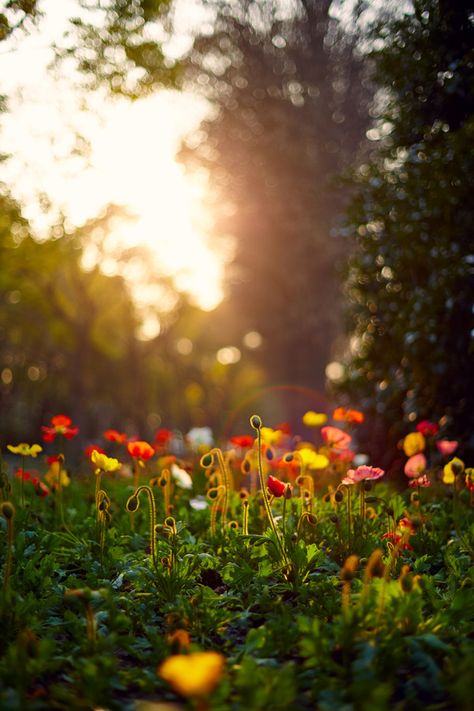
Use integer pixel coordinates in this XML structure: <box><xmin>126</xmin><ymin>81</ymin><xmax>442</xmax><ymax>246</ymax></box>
<box><xmin>404</xmin><ymin>453</ymin><xmax>427</xmax><ymax>478</ymax></box>
<box><xmin>321</xmin><ymin>426</ymin><xmax>352</xmax><ymax>450</ymax></box>
<box><xmin>342</xmin><ymin>465</ymin><xmax>384</xmax><ymax>485</ymax></box>
<box><xmin>408</xmin><ymin>475</ymin><xmax>431</xmax><ymax>488</ymax></box>
<box><xmin>436</xmin><ymin>440</ymin><xmax>458</xmax><ymax>456</ymax></box>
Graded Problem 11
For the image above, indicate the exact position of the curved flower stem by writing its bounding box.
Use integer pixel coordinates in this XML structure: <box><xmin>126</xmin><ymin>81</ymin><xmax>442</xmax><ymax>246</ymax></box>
<box><xmin>359</xmin><ymin>482</ymin><xmax>365</xmax><ymax>536</ymax></box>
<box><xmin>208</xmin><ymin>449</ymin><xmax>229</xmax><ymax>532</ymax></box>
<box><xmin>20</xmin><ymin>454</ymin><xmax>25</xmax><ymax>508</ymax></box>
<box><xmin>242</xmin><ymin>499</ymin><xmax>249</xmax><ymax>536</ymax></box>
<box><xmin>251</xmin><ymin>418</ymin><xmax>289</xmax><ymax>567</ymax></box>
<box><xmin>126</xmin><ymin>486</ymin><xmax>157</xmax><ymax>566</ymax></box>
<box><xmin>95</xmin><ymin>471</ymin><xmax>103</xmax><ymax>521</ymax></box>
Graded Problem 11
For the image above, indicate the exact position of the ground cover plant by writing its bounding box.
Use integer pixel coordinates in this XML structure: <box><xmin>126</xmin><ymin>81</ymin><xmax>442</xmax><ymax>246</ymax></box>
<box><xmin>1</xmin><ymin>410</ymin><xmax>473</xmax><ymax>711</ymax></box>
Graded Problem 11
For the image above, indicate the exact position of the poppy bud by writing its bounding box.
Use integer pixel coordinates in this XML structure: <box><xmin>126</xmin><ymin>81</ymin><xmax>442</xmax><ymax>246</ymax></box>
<box><xmin>284</xmin><ymin>484</ymin><xmax>293</xmax><ymax>500</ymax></box>
<box><xmin>228</xmin><ymin>520</ymin><xmax>239</xmax><ymax>530</ymax></box>
<box><xmin>267</xmin><ymin>475</ymin><xmax>286</xmax><ymax>498</ymax></box>
<box><xmin>265</xmin><ymin>448</ymin><xmax>274</xmax><ymax>461</ymax></box>
<box><xmin>250</xmin><ymin>415</ymin><xmax>262</xmax><ymax>430</ymax></box>
<box><xmin>284</xmin><ymin>453</ymin><xmax>294</xmax><ymax>463</ymax></box>
<box><xmin>241</xmin><ymin>458</ymin><xmax>251</xmax><ymax>474</ymax></box>
<box><xmin>200</xmin><ymin>453</ymin><xmax>213</xmax><ymax>468</ymax></box>
<box><xmin>1</xmin><ymin>501</ymin><xmax>15</xmax><ymax>520</ymax></box>
<box><xmin>334</xmin><ymin>490</ymin><xmax>344</xmax><ymax>503</ymax></box>
<box><xmin>329</xmin><ymin>514</ymin><xmax>338</xmax><ymax>524</ymax></box>
<box><xmin>451</xmin><ymin>459</ymin><xmax>464</xmax><ymax>476</ymax></box>
<box><xmin>165</xmin><ymin>516</ymin><xmax>176</xmax><ymax>528</ymax></box>
<box><xmin>363</xmin><ymin>481</ymin><xmax>372</xmax><ymax>492</ymax></box>
<box><xmin>126</xmin><ymin>496</ymin><xmax>139</xmax><ymax>512</ymax></box>
<box><xmin>306</xmin><ymin>513</ymin><xmax>317</xmax><ymax>525</ymax></box>
<box><xmin>365</xmin><ymin>549</ymin><xmax>385</xmax><ymax>579</ymax></box>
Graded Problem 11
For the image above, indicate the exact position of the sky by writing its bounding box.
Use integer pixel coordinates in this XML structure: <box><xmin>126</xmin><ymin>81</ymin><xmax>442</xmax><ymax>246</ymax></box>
<box><xmin>0</xmin><ymin>0</ymin><xmax>227</xmax><ymax>332</ymax></box>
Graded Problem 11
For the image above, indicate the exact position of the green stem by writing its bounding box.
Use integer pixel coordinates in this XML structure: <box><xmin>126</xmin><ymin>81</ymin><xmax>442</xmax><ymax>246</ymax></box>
<box><xmin>255</xmin><ymin>427</ymin><xmax>289</xmax><ymax>566</ymax></box>
<box><xmin>127</xmin><ymin>486</ymin><xmax>157</xmax><ymax>565</ymax></box>
<box><xmin>20</xmin><ymin>454</ymin><xmax>25</xmax><ymax>508</ymax></box>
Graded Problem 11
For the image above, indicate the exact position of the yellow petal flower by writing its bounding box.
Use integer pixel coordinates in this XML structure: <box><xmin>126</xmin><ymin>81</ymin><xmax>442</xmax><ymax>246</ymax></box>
<box><xmin>7</xmin><ymin>443</ymin><xmax>43</xmax><ymax>457</ymax></box>
<box><xmin>297</xmin><ymin>447</ymin><xmax>329</xmax><ymax>469</ymax></box>
<box><xmin>158</xmin><ymin>651</ymin><xmax>225</xmax><ymax>698</ymax></box>
<box><xmin>443</xmin><ymin>457</ymin><xmax>465</xmax><ymax>484</ymax></box>
<box><xmin>403</xmin><ymin>432</ymin><xmax>425</xmax><ymax>457</ymax></box>
<box><xmin>302</xmin><ymin>411</ymin><xmax>328</xmax><ymax>427</ymax></box>
<box><xmin>259</xmin><ymin>427</ymin><xmax>283</xmax><ymax>446</ymax></box>
<box><xmin>91</xmin><ymin>450</ymin><xmax>122</xmax><ymax>472</ymax></box>
<box><xmin>45</xmin><ymin>461</ymin><xmax>71</xmax><ymax>488</ymax></box>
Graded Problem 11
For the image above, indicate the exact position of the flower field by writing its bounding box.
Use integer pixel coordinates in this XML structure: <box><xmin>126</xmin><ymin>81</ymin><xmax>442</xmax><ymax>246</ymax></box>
<box><xmin>1</xmin><ymin>411</ymin><xmax>473</xmax><ymax>711</ymax></box>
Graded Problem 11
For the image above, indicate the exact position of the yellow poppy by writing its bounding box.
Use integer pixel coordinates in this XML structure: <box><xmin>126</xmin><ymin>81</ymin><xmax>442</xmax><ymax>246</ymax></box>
<box><xmin>402</xmin><ymin>432</ymin><xmax>425</xmax><ymax>457</ymax></box>
<box><xmin>45</xmin><ymin>461</ymin><xmax>70</xmax><ymax>488</ymax></box>
<box><xmin>158</xmin><ymin>651</ymin><xmax>225</xmax><ymax>698</ymax></box>
<box><xmin>91</xmin><ymin>450</ymin><xmax>122</xmax><ymax>473</ymax></box>
<box><xmin>443</xmin><ymin>457</ymin><xmax>465</xmax><ymax>485</ymax></box>
<box><xmin>259</xmin><ymin>427</ymin><xmax>283</xmax><ymax>446</ymax></box>
<box><xmin>7</xmin><ymin>443</ymin><xmax>43</xmax><ymax>457</ymax></box>
<box><xmin>302</xmin><ymin>411</ymin><xmax>328</xmax><ymax>427</ymax></box>
<box><xmin>296</xmin><ymin>446</ymin><xmax>329</xmax><ymax>470</ymax></box>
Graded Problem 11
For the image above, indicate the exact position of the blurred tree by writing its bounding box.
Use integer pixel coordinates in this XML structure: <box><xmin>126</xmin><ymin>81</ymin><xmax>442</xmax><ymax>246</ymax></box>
<box><xmin>178</xmin><ymin>0</ymin><xmax>372</xmax><ymax>398</ymax></box>
<box><xmin>334</xmin><ymin>0</ymin><xmax>474</xmax><ymax>465</ymax></box>
<box><xmin>0</xmin><ymin>200</ymin><xmax>159</xmax><ymax>448</ymax></box>
<box><xmin>0</xmin><ymin>0</ymin><xmax>40</xmax><ymax>42</ymax></box>
<box><xmin>61</xmin><ymin>1</ymin><xmax>372</xmax><ymax>399</ymax></box>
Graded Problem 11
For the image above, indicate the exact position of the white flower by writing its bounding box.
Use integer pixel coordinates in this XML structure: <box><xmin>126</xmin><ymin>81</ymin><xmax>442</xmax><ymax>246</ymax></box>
<box><xmin>171</xmin><ymin>463</ymin><xmax>193</xmax><ymax>489</ymax></box>
<box><xmin>353</xmin><ymin>453</ymin><xmax>369</xmax><ymax>467</ymax></box>
<box><xmin>186</xmin><ymin>427</ymin><xmax>214</xmax><ymax>450</ymax></box>
<box><xmin>189</xmin><ymin>495</ymin><xmax>208</xmax><ymax>511</ymax></box>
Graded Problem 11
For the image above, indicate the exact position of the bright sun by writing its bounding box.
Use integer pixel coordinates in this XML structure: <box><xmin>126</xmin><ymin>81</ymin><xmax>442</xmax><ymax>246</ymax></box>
<box><xmin>0</xmin><ymin>3</ymin><xmax>225</xmax><ymax>328</ymax></box>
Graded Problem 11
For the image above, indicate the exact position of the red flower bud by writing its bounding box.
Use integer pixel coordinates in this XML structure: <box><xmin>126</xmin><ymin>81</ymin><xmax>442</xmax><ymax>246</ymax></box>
<box><xmin>267</xmin><ymin>475</ymin><xmax>286</xmax><ymax>498</ymax></box>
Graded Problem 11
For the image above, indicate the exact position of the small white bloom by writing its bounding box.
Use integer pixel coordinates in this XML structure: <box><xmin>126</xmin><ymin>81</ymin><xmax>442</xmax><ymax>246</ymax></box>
<box><xmin>186</xmin><ymin>426</ymin><xmax>214</xmax><ymax>449</ymax></box>
<box><xmin>353</xmin><ymin>453</ymin><xmax>369</xmax><ymax>467</ymax></box>
<box><xmin>171</xmin><ymin>463</ymin><xmax>193</xmax><ymax>489</ymax></box>
<box><xmin>189</xmin><ymin>495</ymin><xmax>208</xmax><ymax>511</ymax></box>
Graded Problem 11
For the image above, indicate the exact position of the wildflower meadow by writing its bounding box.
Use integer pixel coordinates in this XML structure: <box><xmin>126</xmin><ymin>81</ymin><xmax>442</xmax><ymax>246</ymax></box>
<box><xmin>1</xmin><ymin>408</ymin><xmax>473</xmax><ymax>710</ymax></box>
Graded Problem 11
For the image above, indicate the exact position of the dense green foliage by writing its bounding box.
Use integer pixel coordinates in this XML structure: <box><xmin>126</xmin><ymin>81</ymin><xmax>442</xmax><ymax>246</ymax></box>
<box><xmin>0</xmin><ymin>423</ymin><xmax>473</xmax><ymax>710</ymax></box>
<box><xmin>336</xmin><ymin>1</ymin><xmax>474</xmax><ymax>464</ymax></box>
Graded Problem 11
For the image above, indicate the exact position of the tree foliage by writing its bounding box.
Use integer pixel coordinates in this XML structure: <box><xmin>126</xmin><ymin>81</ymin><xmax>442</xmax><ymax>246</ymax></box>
<box><xmin>335</xmin><ymin>0</ymin><xmax>474</xmax><ymax>464</ymax></box>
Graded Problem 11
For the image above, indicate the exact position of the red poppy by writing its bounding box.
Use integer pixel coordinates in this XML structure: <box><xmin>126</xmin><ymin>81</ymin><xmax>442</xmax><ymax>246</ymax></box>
<box><xmin>127</xmin><ymin>440</ymin><xmax>155</xmax><ymax>461</ymax></box>
<box><xmin>416</xmin><ymin>420</ymin><xmax>439</xmax><ymax>437</ymax></box>
<box><xmin>42</xmin><ymin>415</ymin><xmax>79</xmax><ymax>442</ymax></box>
<box><xmin>267</xmin><ymin>475</ymin><xmax>286</xmax><ymax>498</ymax></box>
<box><xmin>333</xmin><ymin>408</ymin><xmax>364</xmax><ymax>424</ymax></box>
<box><xmin>103</xmin><ymin>429</ymin><xmax>128</xmax><ymax>444</ymax></box>
<box><xmin>34</xmin><ymin>481</ymin><xmax>49</xmax><ymax>498</ymax></box>
<box><xmin>154</xmin><ymin>428</ymin><xmax>173</xmax><ymax>447</ymax></box>
<box><xmin>15</xmin><ymin>469</ymin><xmax>31</xmax><ymax>481</ymax></box>
<box><xmin>274</xmin><ymin>422</ymin><xmax>292</xmax><ymax>436</ymax></box>
<box><xmin>230</xmin><ymin>435</ymin><xmax>254</xmax><ymax>448</ymax></box>
<box><xmin>85</xmin><ymin>445</ymin><xmax>106</xmax><ymax>460</ymax></box>
<box><xmin>381</xmin><ymin>532</ymin><xmax>413</xmax><ymax>550</ymax></box>
<box><xmin>47</xmin><ymin>455</ymin><xmax>61</xmax><ymax>465</ymax></box>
